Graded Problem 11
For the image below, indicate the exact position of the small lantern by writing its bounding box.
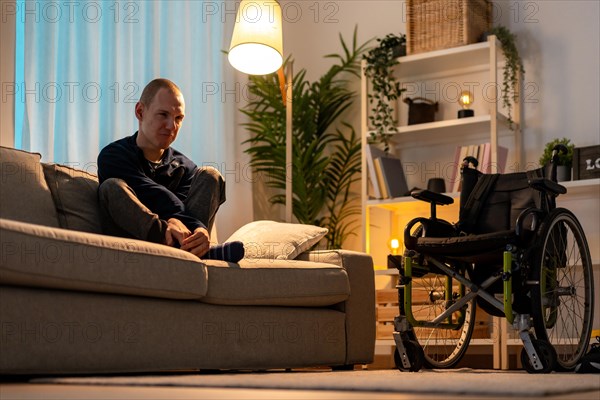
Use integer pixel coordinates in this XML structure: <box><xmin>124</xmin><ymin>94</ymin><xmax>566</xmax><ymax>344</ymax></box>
<box><xmin>458</xmin><ymin>90</ymin><xmax>474</xmax><ymax>118</ymax></box>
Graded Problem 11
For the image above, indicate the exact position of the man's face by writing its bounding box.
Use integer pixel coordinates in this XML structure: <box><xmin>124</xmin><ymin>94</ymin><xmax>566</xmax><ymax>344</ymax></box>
<box><xmin>135</xmin><ymin>87</ymin><xmax>185</xmax><ymax>152</ymax></box>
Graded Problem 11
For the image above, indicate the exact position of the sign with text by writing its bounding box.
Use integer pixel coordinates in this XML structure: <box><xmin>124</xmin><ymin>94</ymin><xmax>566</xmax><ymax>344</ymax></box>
<box><xmin>573</xmin><ymin>145</ymin><xmax>600</xmax><ymax>180</ymax></box>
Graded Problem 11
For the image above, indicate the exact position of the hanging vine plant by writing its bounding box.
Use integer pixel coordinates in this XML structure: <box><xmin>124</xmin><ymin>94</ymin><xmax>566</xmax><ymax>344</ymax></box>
<box><xmin>488</xmin><ymin>26</ymin><xmax>524</xmax><ymax>129</ymax></box>
<box><xmin>363</xmin><ymin>33</ymin><xmax>406</xmax><ymax>152</ymax></box>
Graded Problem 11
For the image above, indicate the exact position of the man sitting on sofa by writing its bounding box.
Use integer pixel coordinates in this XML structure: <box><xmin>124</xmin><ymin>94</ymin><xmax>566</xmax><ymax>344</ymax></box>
<box><xmin>97</xmin><ymin>78</ymin><xmax>243</xmax><ymax>262</ymax></box>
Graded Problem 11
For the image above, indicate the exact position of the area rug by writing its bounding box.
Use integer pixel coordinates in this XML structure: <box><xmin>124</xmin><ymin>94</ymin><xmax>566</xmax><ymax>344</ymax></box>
<box><xmin>35</xmin><ymin>369</ymin><xmax>600</xmax><ymax>397</ymax></box>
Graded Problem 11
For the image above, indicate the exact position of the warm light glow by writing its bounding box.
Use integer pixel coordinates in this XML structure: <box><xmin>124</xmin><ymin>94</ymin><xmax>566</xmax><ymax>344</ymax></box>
<box><xmin>228</xmin><ymin>0</ymin><xmax>283</xmax><ymax>75</ymax></box>
<box><xmin>458</xmin><ymin>91</ymin><xmax>473</xmax><ymax>109</ymax></box>
<box><xmin>390</xmin><ymin>238</ymin><xmax>400</xmax><ymax>255</ymax></box>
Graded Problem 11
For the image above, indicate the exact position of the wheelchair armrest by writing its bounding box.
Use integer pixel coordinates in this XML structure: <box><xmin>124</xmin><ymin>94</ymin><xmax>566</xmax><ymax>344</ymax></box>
<box><xmin>515</xmin><ymin>207</ymin><xmax>544</xmax><ymax>240</ymax></box>
<box><xmin>528</xmin><ymin>178</ymin><xmax>567</xmax><ymax>196</ymax></box>
<box><xmin>404</xmin><ymin>217</ymin><xmax>428</xmax><ymax>250</ymax></box>
<box><xmin>411</xmin><ymin>189</ymin><xmax>454</xmax><ymax>206</ymax></box>
<box><xmin>404</xmin><ymin>217</ymin><xmax>456</xmax><ymax>250</ymax></box>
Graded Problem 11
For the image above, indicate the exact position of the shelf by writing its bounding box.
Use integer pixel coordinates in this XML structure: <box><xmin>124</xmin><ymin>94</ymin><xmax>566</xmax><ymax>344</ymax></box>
<box><xmin>561</xmin><ymin>178</ymin><xmax>600</xmax><ymax>196</ymax></box>
<box><xmin>395</xmin><ymin>40</ymin><xmax>496</xmax><ymax>79</ymax></box>
<box><xmin>367</xmin><ymin>179</ymin><xmax>598</xmax><ymax>210</ymax></box>
<box><xmin>374</xmin><ymin>269</ymin><xmax>399</xmax><ymax>276</ymax></box>
<box><xmin>398</xmin><ymin>115</ymin><xmax>493</xmax><ymax>134</ymax></box>
<box><xmin>369</xmin><ymin>114</ymin><xmax>515</xmax><ymax>148</ymax></box>
<box><xmin>367</xmin><ymin>193</ymin><xmax>458</xmax><ymax>210</ymax></box>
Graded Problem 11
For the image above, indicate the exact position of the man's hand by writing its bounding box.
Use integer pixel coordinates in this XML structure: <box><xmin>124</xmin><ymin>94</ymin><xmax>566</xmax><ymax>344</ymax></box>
<box><xmin>180</xmin><ymin>227</ymin><xmax>211</xmax><ymax>258</ymax></box>
<box><xmin>165</xmin><ymin>218</ymin><xmax>191</xmax><ymax>247</ymax></box>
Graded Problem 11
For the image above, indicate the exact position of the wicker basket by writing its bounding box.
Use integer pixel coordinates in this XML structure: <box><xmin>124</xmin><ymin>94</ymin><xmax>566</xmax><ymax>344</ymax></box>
<box><xmin>407</xmin><ymin>0</ymin><xmax>492</xmax><ymax>55</ymax></box>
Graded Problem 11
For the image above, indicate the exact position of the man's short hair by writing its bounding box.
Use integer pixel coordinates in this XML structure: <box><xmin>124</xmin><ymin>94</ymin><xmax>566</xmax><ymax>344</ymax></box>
<box><xmin>139</xmin><ymin>78</ymin><xmax>182</xmax><ymax>106</ymax></box>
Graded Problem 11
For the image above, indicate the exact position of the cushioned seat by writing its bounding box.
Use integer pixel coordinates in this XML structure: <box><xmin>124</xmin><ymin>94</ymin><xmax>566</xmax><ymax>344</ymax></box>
<box><xmin>411</xmin><ymin>230</ymin><xmax>516</xmax><ymax>256</ymax></box>
<box><xmin>201</xmin><ymin>259</ymin><xmax>350</xmax><ymax>307</ymax></box>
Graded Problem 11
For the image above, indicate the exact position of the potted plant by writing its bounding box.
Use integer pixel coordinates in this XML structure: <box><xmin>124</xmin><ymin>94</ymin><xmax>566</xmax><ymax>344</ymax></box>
<box><xmin>487</xmin><ymin>26</ymin><xmax>524</xmax><ymax>129</ymax></box>
<box><xmin>242</xmin><ymin>28</ymin><xmax>368</xmax><ymax>249</ymax></box>
<box><xmin>363</xmin><ymin>33</ymin><xmax>406</xmax><ymax>152</ymax></box>
<box><xmin>539</xmin><ymin>137</ymin><xmax>575</xmax><ymax>181</ymax></box>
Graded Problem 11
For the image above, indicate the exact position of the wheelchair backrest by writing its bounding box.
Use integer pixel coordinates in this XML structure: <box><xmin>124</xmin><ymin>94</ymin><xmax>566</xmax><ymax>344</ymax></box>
<box><xmin>457</xmin><ymin>166</ymin><xmax>546</xmax><ymax>234</ymax></box>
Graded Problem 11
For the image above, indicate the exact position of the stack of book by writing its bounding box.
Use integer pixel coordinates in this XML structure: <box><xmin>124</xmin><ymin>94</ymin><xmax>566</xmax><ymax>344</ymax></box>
<box><xmin>450</xmin><ymin>143</ymin><xmax>508</xmax><ymax>192</ymax></box>
<box><xmin>365</xmin><ymin>145</ymin><xmax>409</xmax><ymax>199</ymax></box>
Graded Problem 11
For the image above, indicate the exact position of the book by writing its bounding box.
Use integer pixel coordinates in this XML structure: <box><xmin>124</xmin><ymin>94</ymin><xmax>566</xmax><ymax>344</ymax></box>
<box><xmin>449</xmin><ymin>145</ymin><xmax>462</xmax><ymax>193</ymax></box>
<box><xmin>373</xmin><ymin>158</ymin><xmax>389</xmax><ymax>198</ymax></box>
<box><xmin>365</xmin><ymin>144</ymin><xmax>387</xmax><ymax>199</ymax></box>
<box><xmin>481</xmin><ymin>144</ymin><xmax>509</xmax><ymax>173</ymax></box>
<box><xmin>374</xmin><ymin>155</ymin><xmax>409</xmax><ymax>199</ymax></box>
<box><xmin>452</xmin><ymin>143</ymin><xmax>509</xmax><ymax>192</ymax></box>
<box><xmin>480</xmin><ymin>142</ymin><xmax>491</xmax><ymax>173</ymax></box>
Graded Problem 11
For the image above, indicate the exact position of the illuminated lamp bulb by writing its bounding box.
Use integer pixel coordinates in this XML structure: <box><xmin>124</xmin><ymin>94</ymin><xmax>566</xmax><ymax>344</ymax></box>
<box><xmin>457</xmin><ymin>90</ymin><xmax>475</xmax><ymax>118</ymax></box>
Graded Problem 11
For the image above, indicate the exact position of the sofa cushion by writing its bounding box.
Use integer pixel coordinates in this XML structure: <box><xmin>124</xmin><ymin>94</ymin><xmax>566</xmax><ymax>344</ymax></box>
<box><xmin>225</xmin><ymin>220</ymin><xmax>328</xmax><ymax>260</ymax></box>
<box><xmin>0</xmin><ymin>147</ymin><xmax>60</xmax><ymax>228</ymax></box>
<box><xmin>200</xmin><ymin>258</ymin><xmax>350</xmax><ymax>307</ymax></box>
<box><xmin>0</xmin><ymin>218</ymin><xmax>207</xmax><ymax>300</ymax></box>
<box><xmin>42</xmin><ymin>163</ymin><xmax>103</xmax><ymax>234</ymax></box>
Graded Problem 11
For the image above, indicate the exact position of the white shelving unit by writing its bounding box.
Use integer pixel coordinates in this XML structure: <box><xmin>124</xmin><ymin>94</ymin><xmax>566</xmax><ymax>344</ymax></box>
<box><xmin>361</xmin><ymin>35</ymin><xmax>522</xmax><ymax>258</ymax></box>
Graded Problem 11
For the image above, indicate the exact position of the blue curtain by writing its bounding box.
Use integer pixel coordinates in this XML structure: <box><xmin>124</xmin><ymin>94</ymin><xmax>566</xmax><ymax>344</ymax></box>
<box><xmin>18</xmin><ymin>0</ymin><xmax>235</xmax><ymax>171</ymax></box>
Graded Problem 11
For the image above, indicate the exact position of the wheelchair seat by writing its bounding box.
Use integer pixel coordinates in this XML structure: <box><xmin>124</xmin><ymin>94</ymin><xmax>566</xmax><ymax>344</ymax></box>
<box><xmin>407</xmin><ymin>229</ymin><xmax>516</xmax><ymax>260</ymax></box>
<box><xmin>406</xmin><ymin>167</ymin><xmax>545</xmax><ymax>255</ymax></box>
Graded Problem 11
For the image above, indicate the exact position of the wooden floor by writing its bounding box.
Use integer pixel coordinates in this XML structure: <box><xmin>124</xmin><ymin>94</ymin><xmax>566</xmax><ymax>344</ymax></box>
<box><xmin>2</xmin><ymin>383</ymin><xmax>599</xmax><ymax>400</ymax></box>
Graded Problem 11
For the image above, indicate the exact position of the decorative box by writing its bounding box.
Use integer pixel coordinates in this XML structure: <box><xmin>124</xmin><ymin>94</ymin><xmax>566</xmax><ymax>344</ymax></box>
<box><xmin>406</xmin><ymin>0</ymin><xmax>492</xmax><ymax>55</ymax></box>
<box><xmin>404</xmin><ymin>97</ymin><xmax>438</xmax><ymax>125</ymax></box>
<box><xmin>573</xmin><ymin>145</ymin><xmax>600</xmax><ymax>180</ymax></box>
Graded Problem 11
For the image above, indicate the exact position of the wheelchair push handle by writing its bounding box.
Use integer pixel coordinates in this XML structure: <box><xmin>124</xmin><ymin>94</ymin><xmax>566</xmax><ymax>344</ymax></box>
<box><xmin>551</xmin><ymin>143</ymin><xmax>569</xmax><ymax>164</ymax></box>
<box><xmin>461</xmin><ymin>156</ymin><xmax>479</xmax><ymax>169</ymax></box>
<box><xmin>549</xmin><ymin>143</ymin><xmax>569</xmax><ymax>183</ymax></box>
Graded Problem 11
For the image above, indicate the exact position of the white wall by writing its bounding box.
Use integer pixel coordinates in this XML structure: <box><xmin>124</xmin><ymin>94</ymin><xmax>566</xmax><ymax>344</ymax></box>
<box><xmin>281</xmin><ymin>0</ymin><xmax>599</xmax><ymax>155</ymax></box>
<box><xmin>496</xmin><ymin>1</ymin><xmax>600</xmax><ymax>156</ymax></box>
<box><xmin>245</xmin><ymin>0</ymin><xmax>599</xmax><ymax>251</ymax></box>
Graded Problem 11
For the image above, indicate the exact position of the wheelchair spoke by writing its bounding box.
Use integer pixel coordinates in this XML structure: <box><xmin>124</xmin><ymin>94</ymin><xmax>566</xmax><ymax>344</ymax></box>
<box><xmin>409</xmin><ymin>271</ymin><xmax>475</xmax><ymax>368</ymax></box>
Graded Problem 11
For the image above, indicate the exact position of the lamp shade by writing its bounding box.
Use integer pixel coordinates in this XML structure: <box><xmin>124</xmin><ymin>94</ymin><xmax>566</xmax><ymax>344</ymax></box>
<box><xmin>228</xmin><ymin>0</ymin><xmax>283</xmax><ymax>75</ymax></box>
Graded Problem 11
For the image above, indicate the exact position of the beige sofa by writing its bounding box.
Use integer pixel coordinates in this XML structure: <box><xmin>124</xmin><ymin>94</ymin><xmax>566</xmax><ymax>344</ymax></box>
<box><xmin>0</xmin><ymin>146</ymin><xmax>375</xmax><ymax>374</ymax></box>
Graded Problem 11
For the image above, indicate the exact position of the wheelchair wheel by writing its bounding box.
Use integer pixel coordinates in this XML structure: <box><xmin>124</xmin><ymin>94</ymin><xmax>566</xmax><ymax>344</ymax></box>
<box><xmin>394</xmin><ymin>340</ymin><xmax>425</xmax><ymax>372</ymax></box>
<box><xmin>410</xmin><ymin>271</ymin><xmax>476</xmax><ymax>369</ymax></box>
<box><xmin>520</xmin><ymin>338</ymin><xmax>557</xmax><ymax>374</ymax></box>
<box><xmin>530</xmin><ymin>208</ymin><xmax>594</xmax><ymax>371</ymax></box>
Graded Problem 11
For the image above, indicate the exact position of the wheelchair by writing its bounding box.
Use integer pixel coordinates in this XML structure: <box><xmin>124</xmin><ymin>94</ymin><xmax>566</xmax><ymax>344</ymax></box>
<box><xmin>390</xmin><ymin>145</ymin><xmax>594</xmax><ymax>373</ymax></box>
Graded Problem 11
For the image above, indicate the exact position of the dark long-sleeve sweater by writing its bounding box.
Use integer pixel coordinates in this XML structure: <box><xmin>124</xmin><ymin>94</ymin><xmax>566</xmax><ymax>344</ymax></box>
<box><xmin>97</xmin><ymin>132</ymin><xmax>205</xmax><ymax>231</ymax></box>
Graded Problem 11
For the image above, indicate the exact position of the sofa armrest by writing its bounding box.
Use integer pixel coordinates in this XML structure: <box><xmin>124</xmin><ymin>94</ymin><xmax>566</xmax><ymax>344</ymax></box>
<box><xmin>296</xmin><ymin>249</ymin><xmax>375</xmax><ymax>365</ymax></box>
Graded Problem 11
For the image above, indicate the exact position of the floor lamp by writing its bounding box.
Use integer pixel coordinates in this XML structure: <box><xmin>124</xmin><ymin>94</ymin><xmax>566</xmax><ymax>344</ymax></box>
<box><xmin>228</xmin><ymin>0</ymin><xmax>293</xmax><ymax>223</ymax></box>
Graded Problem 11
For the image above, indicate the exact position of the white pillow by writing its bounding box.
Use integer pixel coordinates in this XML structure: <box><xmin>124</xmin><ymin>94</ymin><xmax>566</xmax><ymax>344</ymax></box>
<box><xmin>225</xmin><ymin>220</ymin><xmax>328</xmax><ymax>260</ymax></box>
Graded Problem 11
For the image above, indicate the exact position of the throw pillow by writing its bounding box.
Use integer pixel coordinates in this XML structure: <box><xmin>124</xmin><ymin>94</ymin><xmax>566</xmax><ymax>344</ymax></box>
<box><xmin>42</xmin><ymin>163</ymin><xmax>103</xmax><ymax>234</ymax></box>
<box><xmin>0</xmin><ymin>146</ymin><xmax>60</xmax><ymax>228</ymax></box>
<box><xmin>225</xmin><ymin>220</ymin><xmax>328</xmax><ymax>260</ymax></box>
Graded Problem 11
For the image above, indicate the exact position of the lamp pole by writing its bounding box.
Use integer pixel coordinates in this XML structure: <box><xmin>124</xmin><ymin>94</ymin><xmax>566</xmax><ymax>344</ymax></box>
<box><xmin>284</xmin><ymin>61</ymin><xmax>293</xmax><ymax>223</ymax></box>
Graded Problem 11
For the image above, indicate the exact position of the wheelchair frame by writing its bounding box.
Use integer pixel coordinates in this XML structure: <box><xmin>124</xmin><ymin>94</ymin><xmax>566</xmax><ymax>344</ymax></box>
<box><xmin>391</xmin><ymin>146</ymin><xmax>594</xmax><ymax>373</ymax></box>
